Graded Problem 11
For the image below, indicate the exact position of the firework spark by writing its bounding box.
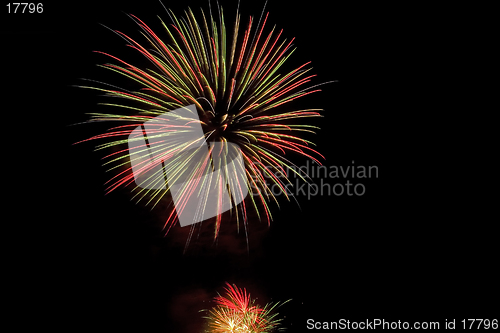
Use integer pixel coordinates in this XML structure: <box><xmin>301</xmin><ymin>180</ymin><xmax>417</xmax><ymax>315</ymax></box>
<box><xmin>203</xmin><ymin>282</ymin><xmax>289</xmax><ymax>332</ymax></box>
<box><xmin>75</xmin><ymin>1</ymin><xmax>331</xmax><ymax>240</ymax></box>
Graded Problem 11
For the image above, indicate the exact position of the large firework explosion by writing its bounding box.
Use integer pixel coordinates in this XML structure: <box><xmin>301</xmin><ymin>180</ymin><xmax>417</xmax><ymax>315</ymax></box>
<box><xmin>76</xmin><ymin>1</ymin><xmax>330</xmax><ymax>240</ymax></box>
<box><xmin>202</xmin><ymin>283</ymin><xmax>289</xmax><ymax>332</ymax></box>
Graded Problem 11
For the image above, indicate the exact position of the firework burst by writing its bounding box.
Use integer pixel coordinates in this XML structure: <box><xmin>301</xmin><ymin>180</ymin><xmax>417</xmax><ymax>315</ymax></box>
<box><xmin>75</xmin><ymin>1</ymin><xmax>331</xmax><ymax>240</ymax></box>
<box><xmin>203</xmin><ymin>283</ymin><xmax>289</xmax><ymax>332</ymax></box>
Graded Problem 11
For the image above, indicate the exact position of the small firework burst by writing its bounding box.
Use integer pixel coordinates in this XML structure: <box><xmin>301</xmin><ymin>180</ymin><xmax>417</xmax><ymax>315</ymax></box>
<box><xmin>203</xmin><ymin>283</ymin><xmax>289</xmax><ymax>332</ymax></box>
<box><xmin>75</xmin><ymin>1</ymin><xmax>331</xmax><ymax>239</ymax></box>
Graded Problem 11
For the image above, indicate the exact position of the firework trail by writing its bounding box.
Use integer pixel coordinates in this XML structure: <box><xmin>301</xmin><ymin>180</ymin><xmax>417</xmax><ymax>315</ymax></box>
<box><xmin>203</xmin><ymin>282</ymin><xmax>289</xmax><ymax>332</ymax></box>
<box><xmin>75</xmin><ymin>1</ymin><xmax>331</xmax><ymax>241</ymax></box>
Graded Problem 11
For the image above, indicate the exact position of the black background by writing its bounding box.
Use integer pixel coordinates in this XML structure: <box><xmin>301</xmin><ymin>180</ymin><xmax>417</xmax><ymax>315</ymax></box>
<box><xmin>2</xmin><ymin>1</ymin><xmax>497</xmax><ymax>332</ymax></box>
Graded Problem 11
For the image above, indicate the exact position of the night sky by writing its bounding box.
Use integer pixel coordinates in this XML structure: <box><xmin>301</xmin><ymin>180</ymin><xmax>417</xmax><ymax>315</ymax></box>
<box><xmin>3</xmin><ymin>1</ymin><xmax>497</xmax><ymax>332</ymax></box>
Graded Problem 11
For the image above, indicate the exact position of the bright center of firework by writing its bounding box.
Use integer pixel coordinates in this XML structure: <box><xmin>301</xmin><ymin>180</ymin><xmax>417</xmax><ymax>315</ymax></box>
<box><xmin>205</xmin><ymin>112</ymin><xmax>233</xmax><ymax>140</ymax></box>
